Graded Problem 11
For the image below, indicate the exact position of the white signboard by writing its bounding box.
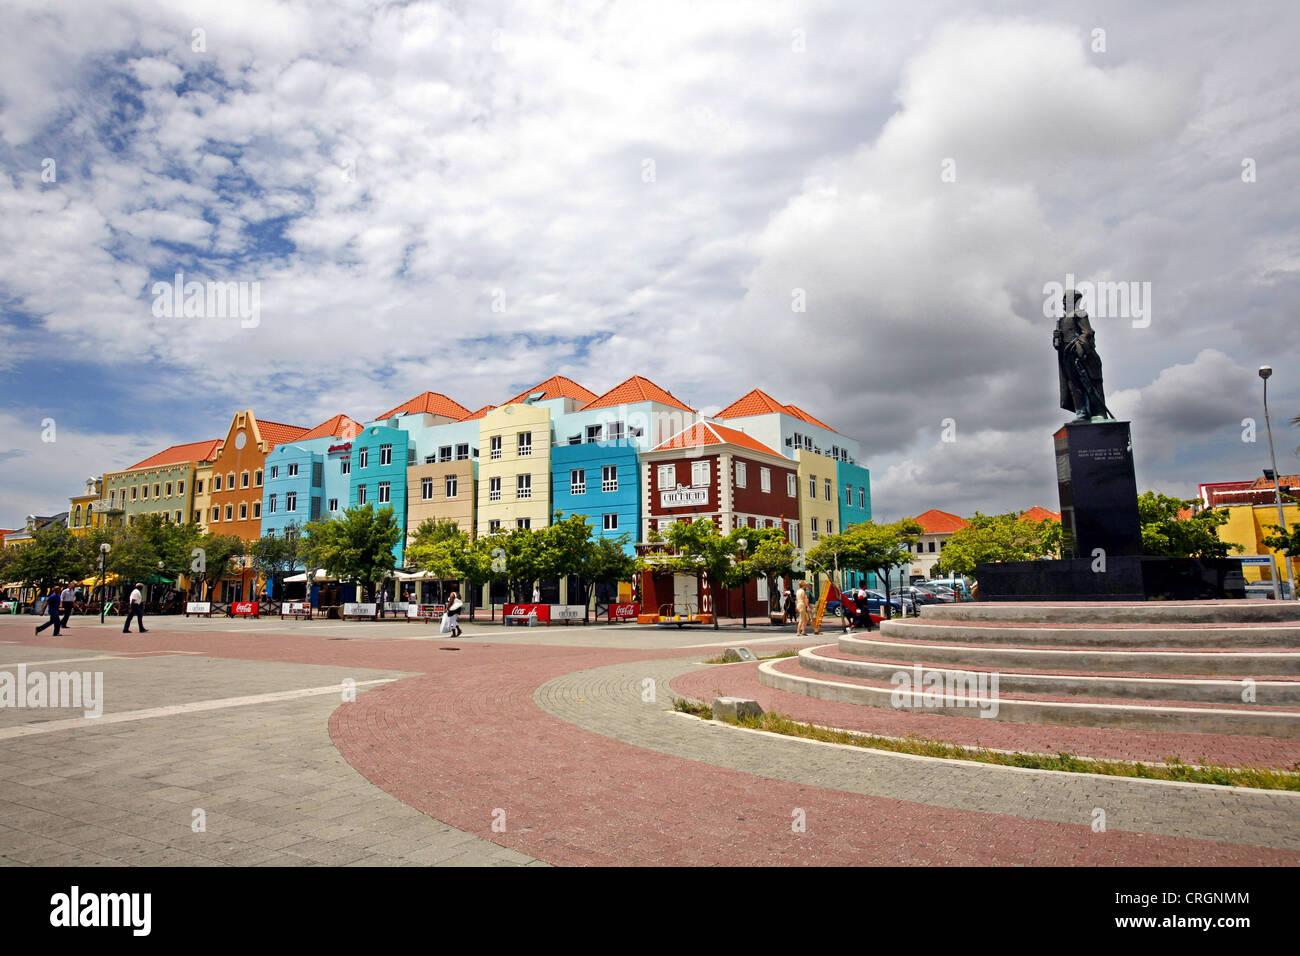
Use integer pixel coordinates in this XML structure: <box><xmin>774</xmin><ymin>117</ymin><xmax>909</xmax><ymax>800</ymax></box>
<box><xmin>343</xmin><ymin>602</ymin><xmax>377</xmax><ymax>617</ymax></box>
<box><xmin>551</xmin><ymin>605</ymin><xmax>586</xmax><ymax>621</ymax></box>
<box><xmin>660</xmin><ymin>483</ymin><xmax>709</xmax><ymax>508</ymax></box>
<box><xmin>385</xmin><ymin>601</ymin><xmax>409</xmax><ymax>613</ymax></box>
<box><xmin>185</xmin><ymin>602</ymin><xmax>212</xmax><ymax>614</ymax></box>
<box><xmin>283</xmin><ymin>601</ymin><xmax>310</xmax><ymax>614</ymax></box>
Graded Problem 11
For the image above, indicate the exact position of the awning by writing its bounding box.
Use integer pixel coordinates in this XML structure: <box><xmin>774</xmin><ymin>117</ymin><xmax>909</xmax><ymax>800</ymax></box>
<box><xmin>284</xmin><ymin>570</ymin><xmax>334</xmax><ymax>583</ymax></box>
<box><xmin>79</xmin><ymin>573</ymin><xmax>122</xmax><ymax>586</ymax></box>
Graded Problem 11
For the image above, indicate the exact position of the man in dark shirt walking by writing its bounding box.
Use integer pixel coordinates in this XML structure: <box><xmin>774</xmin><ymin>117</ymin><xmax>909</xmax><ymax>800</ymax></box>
<box><xmin>35</xmin><ymin>586</ymin><xmax>61</xmax><ymax>637</ymax></box>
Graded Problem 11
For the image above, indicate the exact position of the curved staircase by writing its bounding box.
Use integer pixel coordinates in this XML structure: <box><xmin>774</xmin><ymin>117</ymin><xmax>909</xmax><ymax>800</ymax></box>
<box><xmin>758</xmin><ymin>602</ymin><xmax>1300</xmax><ymax>737</ymax></box>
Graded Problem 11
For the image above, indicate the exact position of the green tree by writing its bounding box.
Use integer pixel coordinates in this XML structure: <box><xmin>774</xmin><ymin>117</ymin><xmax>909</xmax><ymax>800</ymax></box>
<box><xmin>190</xmin><ymin>533</ymin><xmax>247</xmax><ymax>602</ymax></box>
<box><xmin>655</xmin><ymin>518</ymin><xmax>737</xmax><ymax>630</ymax></box>
<box><xmin>1137</xmin><ymin>492</ymin><xmax>1240</xmax><ymax>559</ymax></box>
<box><xmin>726</xmin><ymin>526</ymin><xmax>794</xmax><ymax>628</ymax></box>
<box><xmin>7</xmin><ymin>523</ymin><xmax>91</xmax><ymax>594</ymax></box>
<box><xmin>302</xmin><ymin>504</ymin><xmax>402</xmax><ymax>601</ymax></box>
<box><xmin>807</xmin><ymin>519</ymin><xmax>921</xmax><ymax>602</ymax></box>
<box><xmin>249</xmin><ymin>522</ymin><xmax>303</xmax><ymax>601</ymax></box>
<box><xmin>406</xmin><ymin>519</ymin><xmax>474</xmax><ymax>607</ymax></box>
<box><xmin>932</xmin><ymin>512</ymin><xmax>1061</xmax><ymax>576</ymax></box>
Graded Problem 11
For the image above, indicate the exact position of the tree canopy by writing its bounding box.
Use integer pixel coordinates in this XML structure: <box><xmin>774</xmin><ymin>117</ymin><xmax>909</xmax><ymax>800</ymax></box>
<box><xmin>932</xmin><ymin>512</ymin><xmax>1061</xmax><ymax>576</ymax></box>
<box><xmin>301</xmin><ymin>503</ymin><xmax>402</xmax><ymax>599</ymax></box>
<box><xmin>1137</xmin><ymin>492</ymin><xmax>1240</xmax><ymax>559</ymax></box>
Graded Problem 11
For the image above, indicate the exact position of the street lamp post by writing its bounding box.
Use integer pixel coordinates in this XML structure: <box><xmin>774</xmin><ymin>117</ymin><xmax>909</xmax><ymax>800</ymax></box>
<box><xmin>98</xmin><ymin>542</ymin><xmax>111</xmax><ymax>623</ymax></box>
<box><xmin>1259</xmin><ymin>366</ymin><xmax>1296</xmax><ymax>601</ymax></box>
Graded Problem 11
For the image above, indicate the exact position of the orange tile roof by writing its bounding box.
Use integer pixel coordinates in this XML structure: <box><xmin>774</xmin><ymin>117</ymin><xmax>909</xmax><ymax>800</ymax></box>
<box><xmin>126</xmin><ymin>439</ymin><xmax>223</xmax><ymax>471</ymax></box>
<box><xmin>914</xmin><ymin>509</ymin><xmax>968</xmax><ymax>534</ymax></box>
<box><xmin>299</xmin><ymin>414</ymin><xmax>364</xmax><ymax>441</ymax></box>
<box><xmin>715</xmin><ymin>388</ymin><xmax>839</xmax><ymax>434</ymax></box>
<box><xmin>783</xmin><ymin>403</ymin><xmax>838</xmax><ymax>433</ymax></box>
<box><xmin>375</xmin><ymin>391</ymin><xmax>473</xmax><ymax>422</ymax></box>
<box><xmin>1253</xmin><ymin>474</ymin><xmax>1300</xmax><ymax>489</ymax></box>
<box><xmin>458</xmin><ymin>405</ymin><xmax>495</xmax><ymax>422</ymax></box>
<box><xmin>1020</xmin><ymin>506</ymin><xmax>1061</xmax><ymax>523</ymax></box>
<box><xmin>583</xmin><ymin>375</ymin><xmax>695</xmax><ymax>412</ymax></box>
<box><xmin>254</xmin><ymin>419</ymin><xmax>309</xmax><ymax>448</ymax></box>
<box><xmin>503</xmin><ymin>375</ymin><xmax>596</xmax><ymax>406</ymax></box>
<box><xmin>715</xmin><ymin>388</ymin><xmax>789</xmax><ymax>419</ymax></box>
<box><xmin>652</xmin><ymin>420</ymin><xmax>780</xmax><ymax>457</ymax></box>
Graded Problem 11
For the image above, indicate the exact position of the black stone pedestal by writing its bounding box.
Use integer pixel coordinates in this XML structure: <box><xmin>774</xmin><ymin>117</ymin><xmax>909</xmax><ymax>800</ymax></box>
<box><xmin>1055</xmin><ymin>420</ymin><xmax>1141</xmax><ymax>561</ymax></box>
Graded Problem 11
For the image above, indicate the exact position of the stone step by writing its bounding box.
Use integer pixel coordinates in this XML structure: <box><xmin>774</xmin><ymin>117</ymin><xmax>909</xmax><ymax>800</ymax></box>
<box><xmin>921</xmin><ymin>601</ymin><xmax>1300</xmax><ymax>625</ymax></box>
<box><xmin>878</xmin><ymin>619</ymin><xmax>1300</xmax><ymax>648</ymax></box>
<box><xmin>839</xmin><ymin>635</ymin><xmax>1300</xmax><ymax>677</ymax></box>
<box><xmin>802</xmin><ymin>646</ymin><xmax>1300</xmax><ymax>706</ymax></box>
<box><xmin>757</xmin><ymin>658</ymin><xmax>1300</xmax><ymax>737</ymax></box>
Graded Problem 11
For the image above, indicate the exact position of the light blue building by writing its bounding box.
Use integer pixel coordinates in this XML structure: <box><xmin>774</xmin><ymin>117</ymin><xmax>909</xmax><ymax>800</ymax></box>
<box><xmin>550</xmin><ymin>440</ymin><xmax>640</xmax><ymax>554</ymax></box>
<box><xmin>349</xmin><ymin>423</ymin><xmax>411</xmax><ymax>565</ymax></box>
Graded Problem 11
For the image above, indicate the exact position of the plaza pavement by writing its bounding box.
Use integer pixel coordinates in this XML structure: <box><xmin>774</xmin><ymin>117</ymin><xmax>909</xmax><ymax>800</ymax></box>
<box><xmin>0</xmin><ymin>612</ymin><xmax>1295</xmax><ymax>866</ymax></box>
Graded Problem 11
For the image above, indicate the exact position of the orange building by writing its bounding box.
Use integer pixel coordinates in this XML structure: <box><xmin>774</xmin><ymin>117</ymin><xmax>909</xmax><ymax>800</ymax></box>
<box><xmin>205</xmin><ymin>411</ymin><xmax>308</xmax><ymax>542</ymax></box>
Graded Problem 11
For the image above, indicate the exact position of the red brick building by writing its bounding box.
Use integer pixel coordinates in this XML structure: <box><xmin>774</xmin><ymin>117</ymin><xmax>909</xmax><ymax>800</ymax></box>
<box><xmin>638</xmin><ymin>420</ymin><xmax>798</xmax><ymax>618</ymax></box>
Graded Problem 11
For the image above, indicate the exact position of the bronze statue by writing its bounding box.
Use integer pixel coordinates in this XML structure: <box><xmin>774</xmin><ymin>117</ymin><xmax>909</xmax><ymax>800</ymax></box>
<box><xmin>1054</xmin><ymin>289</ymin><xmax>1112</xmax><ymax>420</ymax></box>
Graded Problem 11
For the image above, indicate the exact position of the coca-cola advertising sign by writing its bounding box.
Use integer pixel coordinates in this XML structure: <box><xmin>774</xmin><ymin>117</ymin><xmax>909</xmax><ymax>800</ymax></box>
<box><xmin>503</xmin><ymin>603</ymin><xmax>550</xmax><ymax>623</ymax></box>
<box><xmin>232</xmin><ymin>601</ymin><xmax>259</xmax><ymax>617</ymax></box>
<box><xmin>610</xmin><ymin>603</ymin><xmax>641</xmax><ymax>619</ymax></box>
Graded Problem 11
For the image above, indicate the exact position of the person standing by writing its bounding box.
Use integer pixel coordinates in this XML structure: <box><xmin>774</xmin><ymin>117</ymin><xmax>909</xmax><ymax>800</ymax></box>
<box><xmin>59</xmin><ymin>582</ymin><xmax>76</xmax><ymax>630</ymax></box>
<box><xmin>532</xmin><ymin>584</ymin><xmax>540</xmax><ymax>605</ymax></box>
<box><xmin>123</xmin><ymin>582</ymin><xmax>147</xmax><ymax>634</ymax></box>
<box><xmin>795</xmin><ymin>581</ymin><xmax>810</xmax><ymax>636</ymax></box>
<box><xmin>35</xmin><ymin>586</ymin><xmax>62</xmax><ymax>636</ymax></box>
<box><xmin>446</xmin><ymin>591</ymin><xmax>464</xmax><ymax>638</ymax></box>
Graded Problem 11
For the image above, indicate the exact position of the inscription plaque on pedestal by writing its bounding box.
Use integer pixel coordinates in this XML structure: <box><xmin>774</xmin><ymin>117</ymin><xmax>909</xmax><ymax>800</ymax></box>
<box><xmin>1054</xmin><ymin>420</ymin><xmax>1141</xmax><ymax>560</ymax></box>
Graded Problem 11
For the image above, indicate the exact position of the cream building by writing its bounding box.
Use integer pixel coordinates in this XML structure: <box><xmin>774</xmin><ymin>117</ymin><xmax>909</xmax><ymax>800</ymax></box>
<box><xmin>795</xmin><ymin>449</ymin><xmax>839</xmax><ymax>551</ymax></box>
<box><xmin>476</xmin><ymin>402</ymin><xmax>554</xmax><ymax>533</ymax></box>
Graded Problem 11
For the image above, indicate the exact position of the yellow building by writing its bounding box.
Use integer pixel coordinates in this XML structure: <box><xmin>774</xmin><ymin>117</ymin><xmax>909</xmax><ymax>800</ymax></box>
<box><xmin>68</xmin><ymin>477</ymin><xmax>105</xmax><ymax>534</ymax></box>
<box><xmin>476</xmin><ymin>402</ymin><xmax>553</xmax><ymax>533</ymax></box>
<box><xmin>193</xmin><ymin>462</ymin><xmax>214</xmax><ymax>532</ymax></box>
<box><xmin>795</xmin><ymin>449</ymin><xmax>839</xmax><ymax>551</ymax></box>
<box><xmin>1218</xmin><ymin>502</ymin><xmax>1300</xmax><ymax>584</ymax></box>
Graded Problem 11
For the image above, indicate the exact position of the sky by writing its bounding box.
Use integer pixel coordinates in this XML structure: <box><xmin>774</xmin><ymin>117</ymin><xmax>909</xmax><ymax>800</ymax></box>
<box><xmin>1</xmin><ymin>0</ymin><xmax>1297</xmax><ymax>526</ymax></box>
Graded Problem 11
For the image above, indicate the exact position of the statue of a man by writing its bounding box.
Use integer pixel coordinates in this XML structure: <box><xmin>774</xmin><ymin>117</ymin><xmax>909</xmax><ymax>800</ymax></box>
<box><xmin>1054</xmin><ymin>289</ymin><xmax>1112</xmax><ymax>420</ymax></box>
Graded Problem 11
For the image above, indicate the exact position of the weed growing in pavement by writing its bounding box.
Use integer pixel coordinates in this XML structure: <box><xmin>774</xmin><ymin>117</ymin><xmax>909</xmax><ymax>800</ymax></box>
<box><xmin>700</xmin><ymin>647</ymin><xmax>801</xmax><ymax>664</ymax></box>
<box><xmin>673</xmin><ymin>697</ymin><xmax>713</xmax><ymax>720</ymax></box>
<box><xmin>682</xmin><ymin>708</ymin><xmax>1300</xmax><ymax>791</ymax></box>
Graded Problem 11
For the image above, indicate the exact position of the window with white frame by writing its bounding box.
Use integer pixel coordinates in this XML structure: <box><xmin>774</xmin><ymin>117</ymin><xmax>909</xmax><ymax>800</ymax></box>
<box><xmin>489</xmin><ymin>477</ymin><xmax>501</xmax><ymax>502</ymax></box>
<box><xmin>341</xmin><ymin>458</ymin><xmax>350</xmax><ymax>475</ymax></box>
<box><xmin>787</xmin><ymin>473</ymin><xmax>797</xmax><ymax>497</ymax></box>
<box><xmin>824</xmin><ymin>478</ymin><xmax>832</xmax><ymax>501</ymax></box>
<box><xmin>490</xmin><ymin>436</ymin><xmax>502</xmax><ymax>460</ymax></box>
<box><xmin>421</xmin><ymin>477</ymin><xmax>433</xmax><ymax>500</ymax></box>
<box><xmin>212</xmin><ymin>507</ymin><xmax>220</xmax><ymax>521</ymax></box>
<box><xmin>271</xmin><ymin>466</ymin><xmax>279</xmax><ymax>479</ymax></box>
<box><xmin>455</xmin><ymin>443</ymin><xmax>469</xmax><ymax>460</ymax></box>
<box><xmin>488</xmin><ymin>519</ymin><xmax>501</xmax><ymax>532</ymax></box>
<box><xmin>239</xmin><ymin>503</ymin><xmax>248</xmax><ymax>519</ymax></box>
<box><xmin>657</xmin><ymin>464</ymin><xmax>675</xmax><ymax>489</ymax></box>
<box><xmin>378</xmin><ymin>481</ymin><xmax>391</xmax><ymax>504</ymax></box>
<box><xmin>608</xmin><ymin>421</ymin><xmax>625</xmax><ymax>442</ymax></box>
<box><xmin>445</xmin><ymin>475</ymin><xmax>457</xmax><ymax>498</ymax></box>
<box><xmin>269</xmin><ymin>494</ymin><xmax>277</xmax><ymax>514</ymax></box>
<box><xmin>286</xmin><ymin>491</ymin><xmax>297</xmax><ymax>511</ymax></box>
<box><xmin>357</xmin><ymin>484</ymin><xmax>367</xmax><ymax>505</ymax></box>
<box><xmin>287</xmin><ymin>463</ymin><xmax>298</xmax><ymax>477</ymax></box>
<box><xmin>735</xmin><ymin>461</ymin><xmax>747</xmax><ymax>488</ymax></box>
<box><xmin>380</xmin><ymin>444</ymin><xmax>392</xmax><ymax>466</ymax></box>
<box><xmin>424</xmin><ymin>454</ymin><xmax>436</xmax><ymax>464</ymax></box>
<box><xmin>439</xmin><ymin>445</ymin><xmax>452</xmax><ymax>462</ymax></box>
<box><xmin>226</xmin><ymin>472</ymin><xmax>235</xmax><ymax>488</ymax></box>
<box><xmin>570</xmin><ymin>469</ymin><xmax>586</xmax><ymax>495</ymax></box>
<box><xmin>859</xmin><ymin>488</ymin><xmax>865</xmax><ymax>508</ymax></box>
<box><xmin>603</xmin><ymin>513</ymin><xmax>618</xmax><ymax>531</ymax></box>
<box><xmin>760</xmin><ymin>468</ymin><xmax>771</xmax><ymax>493</ymax></box>
<box><xmin>254</xmin><ymin>470</ymin><xmax>262</xmax><ymax>486</ymax></box>
<box><xmin>586</xmin><ymin>425</ymin><xmax>602</xmax><ymax>443</ymax></box>
<box><xmin>826</xmin><ymin>520</ymin><xmax>833</xmax><ymax>534</ymax></box>
<box><xmin>517</xmin><ymin>474</ymin><xmax>531</xmax><ymax>499</ymax></box>
<box><xmin>516</xmin><ymin>517</ymin><xmax>531</xmax><ymax>529</ymax></box>
<box><xmin>241</xmin><ymin>472</ymin><xmax>249</xmax><ymax>488</ymax></box>
<box><xmin>601</xmin><ymin>465</ymin><xmax>617</xmax><ymax>492</ymax></box>
<box><xmin>809</xmin><ymin>475</ymin><xmax>817</xmax><ymax>498</ymax></box>
<box><xmin>359</xmin><ymin>448</ymin><xmax>368</xmax><ymax>468</ymax></box>
<box><xmin>517</xmin><ymin>432</ymin><xmax>532</xmax><ymax>456</ymax></box>
<box><xmin>165</xmin><ymin>482</ymin><xmax>173</xmax><ymax>497</ymax></box>
<box><xmin>225</xmin><ymin>505</ymin><xmax>233</xmax><ymax>521</ymax></box>
<box><xmin>846</xmin><ymin>485</ymin><xmax>853</xmax><ymax>505</ymax></box>
<box><xmin>328</xmin><ymin>498</ymin><xmax>338</xmax><ymax>512</ymax></box>
<box><xmin>691</xmin><ymin>460</ymin><xmax>709</xmax><ymax>487</ymax></box>
<box><xmin>789</xmin><ymin>522</ymin><xmax>799</xmax><ymax>547</ymax></box>
<box><xmin>812</xmin><ymin>517</ymin><xmax>819</xmax><ymax>533</ymax></box>
<box><xmin>253</xmin><ymin>502</ymin><xmax>261</xmax><ymax>518</ymax></box>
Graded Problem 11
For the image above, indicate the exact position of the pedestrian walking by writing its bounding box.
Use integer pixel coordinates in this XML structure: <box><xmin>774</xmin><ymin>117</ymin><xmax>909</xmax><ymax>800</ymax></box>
<box><xmin>59</xmin><ymin>582</ymin><xmax>76</xmax><ymax>630</ymax></box>
<box><xmin>532</xmin><ymin>585</ymin><xmax>540</xmax><ymax>604</ymax></box>
<box><xmin>35</xmin><ymin>586</ymin><xmax>62</xmax><ymax>636</ymax></box>
<box><xmin>795</xmin><ymin>581</ymin><xmax>810</xmax><ymax>636</ymax></box>
<box><xmin>122</xmin><ymin>583</ymin><xmax>147</xmax><ymax>634</ymax></box>
<box><xmin>856</xmin><ymin>586</ymin><xmax>875</xmax><ymax>632</ymax></box>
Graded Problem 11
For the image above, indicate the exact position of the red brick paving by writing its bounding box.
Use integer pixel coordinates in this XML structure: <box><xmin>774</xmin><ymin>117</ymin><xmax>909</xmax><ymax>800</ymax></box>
<box><xmin>9</xmin><ymin>624</ymin><xmax>1298</xmax><ymax>865</ymax></box>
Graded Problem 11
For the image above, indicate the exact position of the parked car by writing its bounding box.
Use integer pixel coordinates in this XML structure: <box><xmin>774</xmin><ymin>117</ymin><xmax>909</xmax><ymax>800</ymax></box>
<box><xmin>827</xmin><ymin>590</ymin><xmax>902</xmax><ymax>618</ymax></box>
<box><xmin>892</xmin><ymin>585</ymin><xmax>947</xmax><ymax>605</ymax></box>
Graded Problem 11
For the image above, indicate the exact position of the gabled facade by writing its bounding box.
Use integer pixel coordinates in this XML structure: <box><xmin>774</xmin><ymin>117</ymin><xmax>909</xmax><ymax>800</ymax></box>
<box><xmin>102</xmin><ymin>439</ymin><xmax>222</xmax><ymax>529</ymax></box>
<box><xmin>261</xmin><ymin>414</ymin><xmax>363</xmax><ymax>543</ymax></box>
<box><xmin>349</xmin><ymin>424</ymin><xmax>410</xmax><ymax>564</ymax></box>
<box><xmin>207</xmin><ymin>412</ymin><xmax>306</xmax><ymax>541</ymax></box>
<box><xmin>68</xmin><ymin>477</ymin><xmax>104</xmax><ymax>534</ymax></box>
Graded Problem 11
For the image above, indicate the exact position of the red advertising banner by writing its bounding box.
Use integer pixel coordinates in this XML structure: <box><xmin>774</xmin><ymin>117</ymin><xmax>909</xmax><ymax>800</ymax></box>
<box><xmin>609</xmin><ymin>602</ymin><xmax>641</xmax><ymax>620</ymax></box>
<box><xmin>503</xmin><ymin>603</ymin><xmax>550</xmax><ymax>624</ymax></box>
<box><xmin>232</xmin><ymin>601</ymin><xmax>260</xmax><ymax>617</ymax></box>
